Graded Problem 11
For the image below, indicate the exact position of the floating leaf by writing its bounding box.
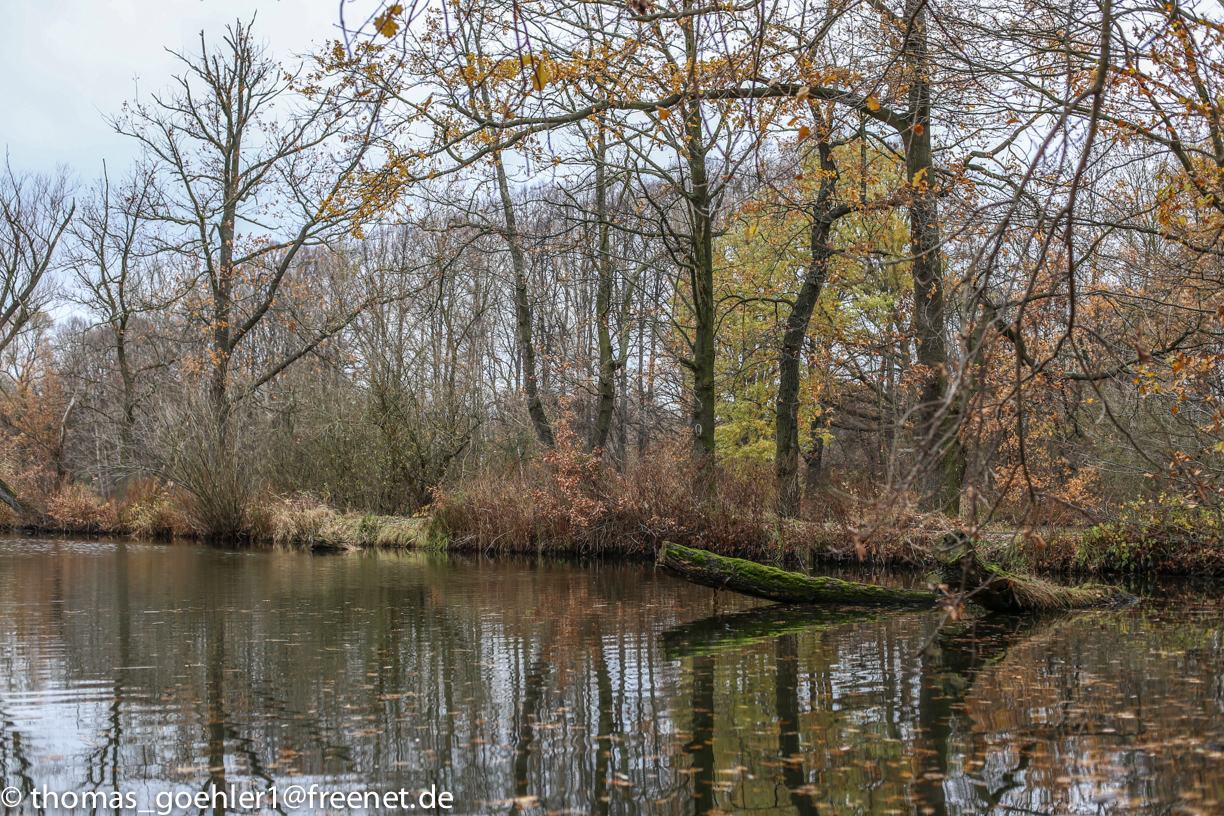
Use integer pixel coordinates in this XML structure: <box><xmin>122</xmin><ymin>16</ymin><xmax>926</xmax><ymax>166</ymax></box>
<box><xmin>655</xmin><ymin>107</ymin><xmax>671</xmax><ymax>120</ymax></box>
<box><xmin>913</xmin><ymin>123</ymin><xmax>925</xmax><ymax>135</ymax></box>
<box><xmin>795</xmin><ymin>86</ymin><xmax>810</xmax><ymax>102</ymax></box>
<box><xmin>865</xmin><ymin>95</ymin><xmax>881</xmax><ymax>111</ymax></box>
<box><xmin>797</xmin><ymin>125</ymin><xmax>811</xmax><ymax>141</ymax></box>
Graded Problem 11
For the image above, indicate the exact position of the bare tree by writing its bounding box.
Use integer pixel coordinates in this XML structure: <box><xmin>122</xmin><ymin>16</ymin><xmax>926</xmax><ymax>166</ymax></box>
<box><xmin>112</xmin><ymin>19</ymin><xmax>384</xmax><ymax>427</ymax></box>
<box><xmin>66</xmin><ymin>164</ymin><xmax>176</xmax><ymax>475</ymax></box>
<box><xmin>0</xmin><ymin>161</ymin><xmax>74</xmax><ymax>358</ymax></box>
<box><xmin>0</xmin><ymin>161</ymin><xmax>75</xmax><ymax>511</ymax></box>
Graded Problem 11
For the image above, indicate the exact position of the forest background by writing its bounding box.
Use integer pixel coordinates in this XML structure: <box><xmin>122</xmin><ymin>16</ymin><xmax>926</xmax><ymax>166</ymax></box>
<box><xmin>2</xmin><ymin>0</ymin><xmax>1222</xmax><ymax>571</ymax></box>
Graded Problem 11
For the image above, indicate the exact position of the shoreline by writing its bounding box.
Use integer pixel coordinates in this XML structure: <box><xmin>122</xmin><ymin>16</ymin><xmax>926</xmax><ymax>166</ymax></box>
<box><xmin>4</xmin><ymin>510</ymin><xmax>1221</xmax><ymax>578</ymax></box>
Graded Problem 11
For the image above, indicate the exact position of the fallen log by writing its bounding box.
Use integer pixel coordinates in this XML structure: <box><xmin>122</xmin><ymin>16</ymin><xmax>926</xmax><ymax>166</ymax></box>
<box><xmin>939</xmin><ymin>534</ymin><xmax>1137</xmax><ymax>613</ymax></box>
<box><xmin>657</xmin><ymin>542</ymin><xmax>938</xmax><ymax>606</ymax></box>
<box><xmin>659</xmin><ymin>540</ymin><xmax>1139</xmax><ymax>614</ymax></box>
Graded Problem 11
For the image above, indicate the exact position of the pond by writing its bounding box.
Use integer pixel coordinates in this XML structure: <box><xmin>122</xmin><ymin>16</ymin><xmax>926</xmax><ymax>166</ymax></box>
<box><xmin>0</xmin><ymin>536</ymin><xmax>1221</xmax><ymax>815</ymax></box>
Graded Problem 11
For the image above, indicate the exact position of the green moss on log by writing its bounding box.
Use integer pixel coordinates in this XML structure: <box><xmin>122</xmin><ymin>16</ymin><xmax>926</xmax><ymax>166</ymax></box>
<box><xmin>657</xmin><ymin>542</ymin><xmax>937</xmax><ymax>606</ymax></box>
<box><xmin>661</xmin><ymin>540</ymin><xmax>1138</xmax><ymax>614</ymax></box>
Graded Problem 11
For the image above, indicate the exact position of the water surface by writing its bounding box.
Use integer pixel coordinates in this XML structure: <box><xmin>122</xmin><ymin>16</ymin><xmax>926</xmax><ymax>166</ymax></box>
<box><xmin>1</xmin><ymin>537</ymin><xmax>1221</xmax><ymax>815</ymax></box>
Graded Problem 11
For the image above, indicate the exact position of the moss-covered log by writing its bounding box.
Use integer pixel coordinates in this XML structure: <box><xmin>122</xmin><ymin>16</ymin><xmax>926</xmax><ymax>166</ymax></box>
<box><xmin>661</xmin><ymin>540</ymin><xmax>1138</xmax><ymax>614</ymax></box>
<box><xmin>939</xmin><ymin>533</ymin><xmax>1137</xmax><ymax>613</ymax></box>
<box><xmin>657</xmin><ymin>542</ymin><xmax>938</xmax><ymax>606</ymax></box>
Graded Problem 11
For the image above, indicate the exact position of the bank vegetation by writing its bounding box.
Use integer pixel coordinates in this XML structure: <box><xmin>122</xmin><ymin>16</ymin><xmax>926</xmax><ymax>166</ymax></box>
<box><xmin>2</xmin><ymin>0</ymin><xmax>1224</xmax><ymax>576</ymax></box>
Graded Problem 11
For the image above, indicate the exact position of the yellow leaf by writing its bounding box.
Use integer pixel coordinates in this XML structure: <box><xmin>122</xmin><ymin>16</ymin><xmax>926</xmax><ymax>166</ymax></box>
<box><xmin>865</xmin><ymin>95</ymin><xmax>881</xmax><ymax>111</ymax></box>
<box><xmin>911</xmin><ymin>167</ymin><xmax>927</xmax><ymax>185</ymax></box>
<box><xmin>795</xmin><ymin>86</ymin><xmax>810</xmax><ymax>102</ymax></box>
<box><xmin>518</xmin><ymin>54</ymin><xmax>552</xmax><ymax>91</ymax></box>
<box><xmin>745</xmin><ymin>222</ymin><xmax>759</xmax><ymax>240</ymax></box>
<box><xmin>373</xmin><ymin>4</ymin><xmax>403</xmax><ymax>37</ymax></box>
<box><xmin>532</xmin><ymin>61</ymin><xmax>552</xmax><ymax>91</ymax></box>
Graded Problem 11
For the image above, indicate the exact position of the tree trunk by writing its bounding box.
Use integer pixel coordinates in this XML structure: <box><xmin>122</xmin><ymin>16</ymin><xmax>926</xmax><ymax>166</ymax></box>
<box><xmin>115</xmin><ymin>322</ymin><xmax>137</xmax><ymax>464</ymax></box>
<box><xmin>776</xmin><ymin>123</ymin><xmax>848</xmax><ymax>516</ymax></box>
<box><xmin>658</xmin><ymin>542</ymin><xmax>937</xmax><ymax>605</ymax></box>
<box><xmin>684</xmin><ymin>99</ymin><xmax>718</xmax><ymax>472</ymax></box>
<box><xmin>938</xmin><ymin>534</ymin><xmax>1134</xmax><ymax>613</ymax></box>
<box><xmin>903</xmin><ymin>0</ymin><xmax>963</xmax><ymax>514</ymax></box>
<box><xmin>211</xmin><ymin>113</ymin><xmax>240</xmax><ymax>432</ymax></box>
<box><xmin>775</xmin><ymin>216</ymin><xmax>834</xmax><ymax>517</ymax></box>
<box><xmin>590</xmin><ymin>123</ymin><xmax>617</xmax><ymax>454</ymax></box>
<box><xmin>0</xmin><ymin>474</ymin><xmax>27</xmax><ymax>516</ymax></box>
<box><xmin>494</xmin><ymin>152</ymin><xmax>554</xmax><ymax>447</ymax></box>
<box><xmin>802</xmin><ymin>415</ymin><xmax>825</xmax><ymax>502</ymax></box>
<box><xmin>661</xmin><ymin>540</ymin><xmax>1137</xmax><ymax>612</ymax></box>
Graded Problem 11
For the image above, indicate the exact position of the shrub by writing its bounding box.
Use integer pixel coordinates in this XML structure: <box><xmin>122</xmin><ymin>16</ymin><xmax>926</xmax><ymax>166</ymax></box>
<box><xmin>120</xmin><ymin>486</ymin><xmax>195</xmax><ymax>539</ymax></box>
<box><xmin>1075</xmin><ymin>496</ymin><xmax>1224</xmax><ymax>573</ymax></box>
<box><xmin>46</xmin><ymin>483</ymin><xmax>118</xmax><ymax>532</ymax></box>
<box><xmin>428</xmin><ymin>433</ymin><xmax>787</xmax><ymax>560</ymax></box>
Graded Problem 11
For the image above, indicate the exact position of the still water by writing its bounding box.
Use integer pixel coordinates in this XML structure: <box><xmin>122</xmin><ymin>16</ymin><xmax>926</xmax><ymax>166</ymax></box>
<box><xmin>0</xmin><ymin>536</ymin><xmax>1221</xmax><ymax>815</ymax></box>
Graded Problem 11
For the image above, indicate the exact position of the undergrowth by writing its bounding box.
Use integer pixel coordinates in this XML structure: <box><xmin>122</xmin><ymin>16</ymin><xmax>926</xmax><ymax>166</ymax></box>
<box><xmin>1072</xmin><ymin>496</ymin><xmax>1224</xmax><ymax>574</ymax></box>
<box><xmin>1</xmin><ymin>432</ymin><xmax>1221</xmax><ymax>577</ymax></box>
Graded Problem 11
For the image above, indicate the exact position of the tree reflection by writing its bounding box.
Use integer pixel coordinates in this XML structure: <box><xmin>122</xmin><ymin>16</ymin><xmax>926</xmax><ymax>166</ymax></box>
<box><xmin>0</xmin><ymin>543</ymin><xmax>1221</xmax><ymax>816</ymax></box>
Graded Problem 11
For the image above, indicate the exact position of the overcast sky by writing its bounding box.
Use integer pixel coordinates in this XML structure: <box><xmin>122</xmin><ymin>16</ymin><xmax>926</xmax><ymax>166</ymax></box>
<box><xmin>2</xmin><ymin>0</ymin><xmax>347</xmax><ymax>180</ymax></box>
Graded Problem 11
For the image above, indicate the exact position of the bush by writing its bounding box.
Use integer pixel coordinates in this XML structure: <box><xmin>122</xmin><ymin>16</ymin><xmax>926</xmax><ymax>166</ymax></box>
<box><xmin>428</xmin><ymin>431</ymin><xmax>786</xmax><ymax>560</ymax></box>
<box><xmin>47</xmin><ymin>483</ymin><xmax>118</xmax><ymax>532</ymax></box>
<box><xmin>1075</xmin><ymin>496</ymin><xmax>1224</xmax><ymax>573</ymax></box>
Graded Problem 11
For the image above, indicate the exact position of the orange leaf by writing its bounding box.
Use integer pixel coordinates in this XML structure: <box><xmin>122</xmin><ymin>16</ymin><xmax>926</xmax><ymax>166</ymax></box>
<box><xmin>795</xmin><ymin>86</ymin><xmax>810</xmax><ymax>102</ymax></box>
<box><xmin>655</xmin><ymin>107</ymin><xmax>670</xmax><ymax>120</ymax></box>
<box><xmin>518</xmin><ymin>54</ymin><xmax>553</xmax><ymax>91</ymax></box>
<box><xmin>865</xmin><ymin>95</ymin><xmax>881</xmax><ymax>111</ymax></box>
<box><xmin>797</xmin><ymin>125</ymin><xmax>811</xmax><ymax>141</ymax></box>
<box><xmin>373</xmin><ymin>4</ymin><xmax>403</xmax><ymax>37</ymax></box>
<box><xmin>913</xmin><ymin>123</ymin><xmax>924</xmax><ymax>135</ymax></box>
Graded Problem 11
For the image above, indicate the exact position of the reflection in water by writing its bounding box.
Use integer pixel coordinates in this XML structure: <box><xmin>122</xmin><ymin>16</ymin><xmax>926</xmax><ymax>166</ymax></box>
<box><xmin>0</xmin><ymin>537</ymin><xmax>1221</xmax><ymax>815</ymax></box>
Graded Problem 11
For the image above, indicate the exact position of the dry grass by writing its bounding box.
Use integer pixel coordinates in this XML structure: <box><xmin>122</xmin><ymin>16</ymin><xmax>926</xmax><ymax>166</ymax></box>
<box><xmin>244</xmin><ymin>493</ymin><xmax>426</xmax><ymax>549</ymax></box>
<box><xmin>1005</xmin><ymin>574</ymin><xmax>1130</xmax><ymax>612</ymax></box>
<box><xmin>246</xmin><ymin>491</ymin><xmax>340</xmax><ymax>547</ymax></box>
<box><xmin>428</xmin><ymin>438</ymin><xmax>788</xmax><ymax>560</ymax></box>
<box><xmin>46</xmin><ymin>484</ymin><xmax>119</xmax><ymax>532</ymax></box>
<box><xmin>4</xmin><ymin>478</ymin><xmax>424</xmax><ymax>549</ymax></box>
